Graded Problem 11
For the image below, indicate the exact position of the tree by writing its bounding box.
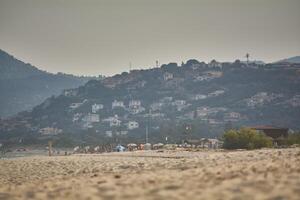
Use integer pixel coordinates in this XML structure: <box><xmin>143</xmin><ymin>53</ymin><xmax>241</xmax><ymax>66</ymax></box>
<box><xmin>286</xmin><ymin>132</ymin><xmax>300</xmax><ymax>145</ymax></box>
<box><xmin>223</xmin><ymin>128</ymin><xmax>273</xmax><ymax>149</ymax></box>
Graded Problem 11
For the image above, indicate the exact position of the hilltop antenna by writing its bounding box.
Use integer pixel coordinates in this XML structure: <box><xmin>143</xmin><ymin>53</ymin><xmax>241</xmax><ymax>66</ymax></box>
<box><xmin>246</xmin><ymin>53</ymin><xmax>250</xmax><ymax>65</ymax></box>
<box><xmin>129</xmin><ymin>62</ymin><xmax>132</xmax><ymax>72</ymax></box>
<box><xmin>156</xmin><ymin>60</ymin><xmax>159</xmax><ymax>68</ymax></box>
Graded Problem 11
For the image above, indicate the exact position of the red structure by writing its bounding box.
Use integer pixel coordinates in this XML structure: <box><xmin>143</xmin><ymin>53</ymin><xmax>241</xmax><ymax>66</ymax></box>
<box><xmin>249</xmin><ymin>125</ymin><xmax>289</xmax><ymax>139</ymax></box>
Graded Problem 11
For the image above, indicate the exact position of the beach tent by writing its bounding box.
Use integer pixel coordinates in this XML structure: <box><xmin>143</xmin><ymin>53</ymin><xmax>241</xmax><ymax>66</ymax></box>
<box><xmin>115</xmin><ymin>145</ymin><xmax>126</xmax><ymax>152</ymax></box>
<box><xmin>127</xmin><ymin>143</ymin><xmax>138</xmax><ymax>151</ymax></box>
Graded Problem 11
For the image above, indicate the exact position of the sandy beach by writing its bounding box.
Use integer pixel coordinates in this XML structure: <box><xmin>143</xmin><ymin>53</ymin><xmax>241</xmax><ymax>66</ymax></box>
<box><xmin>0</xmin><ymin>148</ymin><xmax>299</xmax><ymax>200</ymax></box>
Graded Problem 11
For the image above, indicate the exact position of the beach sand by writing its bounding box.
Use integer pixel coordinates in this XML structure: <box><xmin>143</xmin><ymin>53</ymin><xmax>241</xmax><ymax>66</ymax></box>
<box><xmin>0</xmin><ymin>148</ymin><xmax>299</xmax><ymax>200</ymax></box>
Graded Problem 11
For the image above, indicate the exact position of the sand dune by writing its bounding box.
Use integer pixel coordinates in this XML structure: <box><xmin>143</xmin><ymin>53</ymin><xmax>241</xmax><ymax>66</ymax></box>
<box><xmin>0</xmin><ymin>148</ymin><xmax>299</xmax><ymax>200</ymax></box>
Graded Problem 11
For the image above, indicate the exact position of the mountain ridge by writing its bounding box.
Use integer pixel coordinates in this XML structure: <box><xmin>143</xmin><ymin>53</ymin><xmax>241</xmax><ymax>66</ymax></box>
<box><xmin>0</xmin><ymin>49</ymin><xmax>102</xmax><ymax>117</ymax></box>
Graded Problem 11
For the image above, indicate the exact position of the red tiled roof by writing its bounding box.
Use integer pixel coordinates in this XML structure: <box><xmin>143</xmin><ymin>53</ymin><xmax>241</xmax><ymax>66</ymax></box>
<box><xmin>248</xmin><ymin>125</ymin><xmax>288</xmax><ymax>130</ymax></box>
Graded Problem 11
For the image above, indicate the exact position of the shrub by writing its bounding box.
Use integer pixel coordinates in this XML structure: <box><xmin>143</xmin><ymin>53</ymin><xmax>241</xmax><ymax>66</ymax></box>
<box><xmin>274</xmin><ymin>132</ymin><xmax>300</xmax><ymax>147</ymax></box>
<box><xmin>223</xmin><ymin>128</ymin><xmax>273</xmax><ymax>149</ymax></box>
<box><xmin>286</xmin><ymin>132</ymin><xmax>300</xmax><ymax>145</ymax></box>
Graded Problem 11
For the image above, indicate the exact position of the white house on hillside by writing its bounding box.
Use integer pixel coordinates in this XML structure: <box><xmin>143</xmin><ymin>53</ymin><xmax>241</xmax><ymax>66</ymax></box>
<box><xmin>103</xmin><ymin>115</ymin><xmax>122</xmax><ymax>127</ymax></box>
<box><xmin>39</xmin><ymin>127</ymin><xmax>62</xmax><ymax>135</ymax></box>
<box><xmin>163</xmin><ymin>72</ymin><xmax>173</xmax><ymax>81</ymax></box>
<box><xmin>129</xmin><ymin>100</ymin><xmax>141</xmax><ymax>109</ymax></box>
<box><xmin>82</xmin><ymin>113</ymin><xmax>100</xmax><ymax>123</ymax></box>
<box><xmin>112</xmin><ymin>100</ymin><xmax>125</xmax><ymax>109</ymax></box>
<box><xmin>105</xmin><ymin>131</ymin><xmax>113</xmax><ymax>137</ymax></box>
<box><xmin>127</xmin><ymin>121</ymin><xmax>139</xmax><ymax>130</ymax></box>
<box><xmin>92</xmin><ymin>104</ymin><xmax>104</xmax><ymax>113</ymax></box>
<box><xmin>192</xmin><ymin>94</ymin><xmax>207</xmax><ymax>100</ymax></box>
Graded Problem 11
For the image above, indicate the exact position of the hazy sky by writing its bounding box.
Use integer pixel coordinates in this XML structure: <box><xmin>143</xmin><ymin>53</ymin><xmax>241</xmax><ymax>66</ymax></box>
<box><xmin>0</xmin><ymin>0</ymin><xmax>300</xmax><ymax>76</ymax></box>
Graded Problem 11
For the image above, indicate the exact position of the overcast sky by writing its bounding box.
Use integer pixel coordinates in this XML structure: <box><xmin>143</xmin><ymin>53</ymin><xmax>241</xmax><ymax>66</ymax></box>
<box><xmin>0</xmin><ymin>0</ymin><xmax>300</xmax><ymax>76</ymax></box>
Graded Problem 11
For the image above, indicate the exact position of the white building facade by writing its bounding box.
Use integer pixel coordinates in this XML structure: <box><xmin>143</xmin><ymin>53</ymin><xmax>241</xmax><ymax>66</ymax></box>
<box><xmin>112</xmin><ymin>100</ymin><xmax>125</xmax><ymax>109</ymax></box>
<box><xmin>92</xmin><ymin>104</ymin><xmax>104</xmax><ymax>113</ymax></box>
<box><xmin>127</xmin><ymin>121</ymin><xmax>139</xmax><ymax>130</ymax></box>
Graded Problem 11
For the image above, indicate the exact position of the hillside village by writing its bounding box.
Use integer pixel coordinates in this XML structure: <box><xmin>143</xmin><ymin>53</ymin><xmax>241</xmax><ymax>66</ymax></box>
<box><xmin>0</xmin><ymin>59</ymin><xmax>300</xmax><ymax>145</ymax></box>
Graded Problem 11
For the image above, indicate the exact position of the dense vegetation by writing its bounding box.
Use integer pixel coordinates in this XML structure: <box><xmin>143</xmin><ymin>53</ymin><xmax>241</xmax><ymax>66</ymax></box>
<box><xmin>222</xmin><ymin>128</ymin><xmax>273</xmax><ymax>149</ymax></box>
<box><xmin>276</xmin><ymin>132</ymin><xmax>300</xmax><ymax>146</ymax></box>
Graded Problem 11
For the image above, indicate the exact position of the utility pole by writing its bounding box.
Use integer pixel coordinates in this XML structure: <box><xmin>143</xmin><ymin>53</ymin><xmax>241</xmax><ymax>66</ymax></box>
<box><xmin>246</xmin><ymin>53</ymin><xmax>250</xmax><ymax>65</ymax></box>
<box><xmin>48</xmin><ymin>141</ymin><xmax>52</xmax><ymax>156</ymax></box>
<box><xmin>145</xmin><ymin>109</ymin><xmax>151</xmax><ymax>143</ymax></box>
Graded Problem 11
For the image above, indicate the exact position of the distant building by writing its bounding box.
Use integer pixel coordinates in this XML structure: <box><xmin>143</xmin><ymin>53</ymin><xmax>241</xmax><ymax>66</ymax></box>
<box><xmin>82</xmin><ymin>122</ymin><xmax>93</xmax><ymax>129</ymax></box>
<box><xmin>127</xmin><ymin>121</ymin><xmax>139</xmax><ymax>130</ymax></box>
<box><xmin>190</xmin><ymin>63</ymin><xmax>202</xmax><ymax>70</ymax></box>
<box><xmin>147</xmin><ymin>112</ymin><xmax>165</xmax><ymax>119</ymax></box>
<box><xmin>172</xmin><ymin>100</ymin><xmax>186</xmax><ymax>106</ymax></box>
<box><xmin>185</xmin><ymin>138</ymin><xmax>221</xmax><ymax>149</ymax></box>
<box><xmin>117</xmin><ymin>131</ymin><xmax>128</xmax><ymax>136</ymax></box>
<box><xmin>82</xmin><ymin>113</ymin><xmax>100</xmax><ymax>123</ymax></box>
<box><xmin>184</xmin><ymin>111</ymin><xmax>196</xmax><ymax>120</ymax></box>
<box><xmin>249</xmin><ymin>126</ymin><xmax>289</xmax><ymax>139</ymax></box>
<box><xmin>39</xmin><ymin>127</ymin><xmax>62</xmax><ymax>136</ymax></box>
<box><xmin>112</xmin><ymin>100</ymin><xmax>125</xmax><ymax>109</ymax></box>
<box><xmin>103</xmin><ymin>115</ymin><xmax>121</xmax><ymax>127</ymax></box>
<box><xmin>207</xmin><ymin>119</ymin><xmax>223</xmax><ymax>125</ymax></box>
<box><xmin>206</xmin><ymin>139</ymin><xmax>221</xmax><ymax>148</ymax></box>
<box><xmin>192</xmin><ymin>94</ymin><xmax>207</xmax><ymax>100</ymax></box>
<box><xmin>129</xmin><ymin>107</ymin><xmax>145</xmax><ymax>114</ymax></box>
<box><xmin>69</xmin><ymin>102</ymin><xmax>83</xmax><ymax>109</ymax></box>
<box><xmin>63</xmin><ymin>89</ymin><xmax>78</xmax><ymax>97</ymax></box>
<box><xmin>286</xmin><ymin>95</ymin><xmax>300</xmax><ymax>107</ymax></box>
<box><xmin>160</xmin><ymin>96</ymin><xmax>173</xmax><ymax>102</ymax></box>
<box><xmin>110</xmin><ymin>118</ymin><xmax>121</xmax><ymax>127</ymax></box>
<box><xmin>196</xmin><ymin>107</ymin><xmax>210</xmax><ymax>117</ymax></box>
<box><xmin>128</xmin><ymin>100</ymin><xmax>145</xmax><ymax>114</ymax></box>
<box><xmin>129</xmin><ymin>100</ymin><xmax>141</xmax><ymax>109</ymax></box>
<box><xmin>72</xmin><ymin>113</ymin><xmax>82</xmax><ymax>122</ymax></box>
<box><xmin>163</xmin><ymin>72</ymin><xmax>173</xmax><ymax>81</ymax></box>
<box><xmin>92</xmin><ymin>104</ymin><xmax>103</xmax><ymax>113</ymax></box>
<box><xmin>245</xmin><ymin>92</ymin><xmax>282</xmax><ymax>107</ymax></box>
<box><xmin>208</xmin><ymin>90</ymin><xmax>225</xmax><ymax>97</ymax></box>
<box><xmin>172</xmin><ymin>100</ymin><xmax>187</xmax><ymax>111</ymax></box>
<box><xmin>150</xmin><ymin>102</ymin><xmax>164</xmax><ymax>111</ymax></box>
<box><xmin>194</xmin><ymin>75</ymin><xmax>210</xmax><ymax>82</ymax></box>
<box><xmin>194</xmin><ymin>71</ymin><xmax>222</xmax><ymax>82</ymax></box>
<box><xmin>105</xmin><ymin>131</ymin><xmax>113</xmax><ymax>137</ymax></box>
<box><xmin>224</xmin><ymin>112</ymin><xmax>241</xmax><ymax>122</ymax></box>
<box><xmin>69</xmin><ymin>99</ymin><xmax>88</xmax><ymax>109</ymax></box>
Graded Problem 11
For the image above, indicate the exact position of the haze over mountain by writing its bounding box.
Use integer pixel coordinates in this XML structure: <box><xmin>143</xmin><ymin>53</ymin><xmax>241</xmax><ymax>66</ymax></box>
<box><xmin>1</xmin><ymin>0</ymin><xmax>300</xmax><ymax>76</ymax></box>
<box><xmin>277</xmin><ymin>56</ymin><xmax>300</xmax><ymax>64</ymax></box>
<box><xmin>1</xmin><ymin>59</ymin><xmax>299</xmax><ymax>146</ymax></box>
<box><xmin>0</xmin><ymin>49</ymin><xmax>100</xmax><ymax>117</ymax></box>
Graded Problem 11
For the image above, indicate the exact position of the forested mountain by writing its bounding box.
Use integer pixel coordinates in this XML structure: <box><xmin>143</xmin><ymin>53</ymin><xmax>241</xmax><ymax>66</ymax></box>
<box><xmin>0</xmin><ymin>49</ymin><xmax>100</xmax><ymax>117</ymax></box>
<box><xmin>1</xmin><ymin>59</ymin><xmax>299</xmax><ymax>146</ymax></box>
